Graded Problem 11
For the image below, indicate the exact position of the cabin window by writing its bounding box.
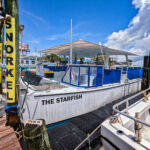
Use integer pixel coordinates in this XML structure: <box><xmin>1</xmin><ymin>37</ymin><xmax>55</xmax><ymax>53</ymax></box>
<box><xmin>26</xmin><ymin>60</ymin><xmax>29</xmax><ymax>64</ymax></box>
<box><xmin>32</xmin><ymin>61</ymin><xmax>35</xmax><ymax>64</ymax></box>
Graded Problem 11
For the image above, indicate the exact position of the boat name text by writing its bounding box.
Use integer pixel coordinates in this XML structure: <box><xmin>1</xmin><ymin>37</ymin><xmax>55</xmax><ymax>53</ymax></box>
<box><xmin>41</xmin><ymin>94</ymin><xmax>82</xmax><ymax>105</ymax></box>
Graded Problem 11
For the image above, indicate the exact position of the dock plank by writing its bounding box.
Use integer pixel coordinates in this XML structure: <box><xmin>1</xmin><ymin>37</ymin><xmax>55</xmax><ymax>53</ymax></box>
<box><xmin>0</xmin><ymin>115</ymin><xmax>22</xmax><ymax>150</ymax></box>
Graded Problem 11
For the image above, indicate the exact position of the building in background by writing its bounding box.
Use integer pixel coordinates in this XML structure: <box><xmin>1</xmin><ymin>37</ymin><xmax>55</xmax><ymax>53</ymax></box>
<box><xmin>19</xmin><ymin>43</ymin><xmax>29</xmax><ymax>56</ymax></box>
<box><xmin>21</xmin><ymin>56</ymin><xmax>40</xmax><ymax>66</ymax></box>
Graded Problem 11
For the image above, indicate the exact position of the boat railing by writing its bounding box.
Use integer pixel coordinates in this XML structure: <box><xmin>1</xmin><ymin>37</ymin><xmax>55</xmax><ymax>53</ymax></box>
<box><xmin>113</xmin><ymin>88</ymin><xmax>150</xmax><ymax>128</ymax></box>
<box><xmin>74</xmin><ymin>88</ymin><xmax>150</xmax><ymax>150</ymax></box>
<box><xmin>113</xmin><ymin>88</ymin><xmax>150</xmax><ymax>143</ymax></box>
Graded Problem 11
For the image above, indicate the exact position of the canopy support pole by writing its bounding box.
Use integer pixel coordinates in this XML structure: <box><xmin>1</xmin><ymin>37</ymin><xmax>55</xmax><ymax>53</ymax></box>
<box><xmin>126</xmin><ymin>54</ymin><xmax>129</xmax><ymax>67</ymax></box>
<box><xmin>70</xmin><ymin>18</ymin><xmax>72</xmax><ymax>64</ymax></box>
<box><xmin>105</xmin><ymin>53</ymin><xmax>109</xmax><ymax>69</ymax></box>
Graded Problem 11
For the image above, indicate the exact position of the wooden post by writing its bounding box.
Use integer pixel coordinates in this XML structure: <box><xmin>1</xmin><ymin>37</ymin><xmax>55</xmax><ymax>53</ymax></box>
<box><xmin>5</xmin><ymin>0</ymin><xmax>20</xmax><ymax>126</ymax></box>
<box><xmin>142</xmin><ymin>56</ymin><xmax>150</xmax><ymax>90</ymax></box>
<box><xmin>24</xmin><ymin>119</ymin><xmax>51</xmax><ymax>150</ymax></box>
<box><xmin>0</xmin><ymin>0</ymin><xmax>4</xmax><ymax>94</ymax></box>
<box><xmin>0</xmin><ymin>23</ymin><xmax>4</xmax><ymax>94</ymax></box>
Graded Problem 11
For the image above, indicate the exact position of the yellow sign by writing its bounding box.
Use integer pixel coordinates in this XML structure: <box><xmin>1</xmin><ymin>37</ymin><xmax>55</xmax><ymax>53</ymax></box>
<box><xmin>6</xmin><ymin>18</ymin><xmax>16</xmax><ymax>103</ymax></box>
<box><xmin>0</xmin><ymin>43</ymin><xmax>2</xmax><ymax>84</ymax></box>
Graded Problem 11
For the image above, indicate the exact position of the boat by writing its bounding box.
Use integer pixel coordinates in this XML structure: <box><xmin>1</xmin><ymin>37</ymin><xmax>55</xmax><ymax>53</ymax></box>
<box><xmin>101</xmin><ymin>88</ymin><xmax>150</xmax><ymax>150</ymax></box>
<box><xmin>19</xmin><ymin>40</ymin><xmax>143</xmax><ymax>125</ymax></box>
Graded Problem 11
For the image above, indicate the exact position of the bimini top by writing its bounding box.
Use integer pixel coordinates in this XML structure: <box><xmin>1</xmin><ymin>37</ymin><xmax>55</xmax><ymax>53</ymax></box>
<box><xmin>40</xmin><ymin>40</ymin><xmax>138</xmax><ymax>57</ymax></box>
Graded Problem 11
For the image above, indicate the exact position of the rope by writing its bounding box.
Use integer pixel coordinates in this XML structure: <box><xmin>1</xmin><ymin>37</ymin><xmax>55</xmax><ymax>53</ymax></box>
<box><xmin>74</xmin><ymin>117</ymin><xmax>109</xmax><ymax>150</ymax></box>
<box><xmin>23</xmin><ymin>129</ymin><xmax>47</xmax><ymax>140</ymax></box>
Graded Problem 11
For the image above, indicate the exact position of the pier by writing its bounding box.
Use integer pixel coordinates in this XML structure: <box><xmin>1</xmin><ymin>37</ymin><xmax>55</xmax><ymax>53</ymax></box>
<box><xmin>0</xmin><ymin>115</ymin><xmax>22</xmax><ymax>150</ymax></box>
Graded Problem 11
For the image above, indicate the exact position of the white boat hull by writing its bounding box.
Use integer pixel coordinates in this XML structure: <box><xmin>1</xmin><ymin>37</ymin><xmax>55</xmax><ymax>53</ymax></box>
<box><xmin>21</xmin><ymin>79</ymin><xmax>141</xmax><ymax>125</ymax></box>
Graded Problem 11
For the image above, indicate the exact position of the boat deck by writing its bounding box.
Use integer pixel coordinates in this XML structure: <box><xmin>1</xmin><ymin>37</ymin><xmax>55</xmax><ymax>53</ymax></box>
<box><xmin>31</xmin><ymin>82</ymin><xmax>67</xmax><ymax>91</ymax></box>
<box><xmin>0</xmin><ymin>115</ymin><xmax>22</xmax><ymax>150</ymax></box>
<box><xmin>20</xmin><ymin>80</ymin><xmax>67</xmax><ymax>91</ymax></box>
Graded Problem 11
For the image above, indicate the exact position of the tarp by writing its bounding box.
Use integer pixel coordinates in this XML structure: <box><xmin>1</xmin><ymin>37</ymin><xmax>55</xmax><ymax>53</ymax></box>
<box><xmin>103</xmin><ymin>69</ymin><xmax>121</xmax><ymax>84</ymax></box>
<box><xmin>44</xmin><ymin>65</ymin><xmax>67</xmax><ymax>72</ymax></box>
<box><xmin>41</xmin><ymin>40</ymin><xmax>138</xmax><ymax>58</ymax></box>
<box><xmin>128</xmin><ymin>68</ymin><xmax>143</xmax><ymax>79</ymax></box>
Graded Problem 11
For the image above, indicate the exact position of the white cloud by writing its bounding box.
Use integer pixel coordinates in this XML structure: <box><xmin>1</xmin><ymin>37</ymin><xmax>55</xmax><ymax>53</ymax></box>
<box><xmin>48</xmin><ymin>22</ymin><xmax>101</xmax><ymax>42</ymax></box>
<box><xmin>48</xmin><ymin>37</ymin><xmax>57</xmax><ymax>41</ymax></box>
<box><xmin>28</xmin><ymin>51</ymin><xmax>40</xmax><ymax>57</ymax></box>
<box><xmin>29</xmin><ymin>40</ymin><xmax>40</xmax><ymax>44</ymax></box>
<box><xmin>105</xmin><ymin>0</ymin><xmax>150</xmax><ymax>66</ymax></box>
<box><xmin>21</xmin><ymin>9</ymin><xmax>49</xmax><ymax>27</ymax></box>
<box><xmin>48</xmin><ymin>21</ymin><xmax>101</xmax><ymax>41</ymax></box>
<box><xmin>48</xmin><ymin>31</ymin><xmax>69</xmax><ymax>41</ymax></box>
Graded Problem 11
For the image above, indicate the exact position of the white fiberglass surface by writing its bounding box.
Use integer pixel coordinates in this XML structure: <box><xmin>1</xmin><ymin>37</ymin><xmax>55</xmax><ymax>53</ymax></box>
<box><xmin>142</xmin><ymin>114</ymin><xmax>150</xmax><ymax>142</ymax></box>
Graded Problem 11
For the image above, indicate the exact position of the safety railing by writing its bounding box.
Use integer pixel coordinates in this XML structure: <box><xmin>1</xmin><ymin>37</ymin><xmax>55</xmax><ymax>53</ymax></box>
<box><xmin>74</xmin><ymin>88</ymin><xmax>150</xmax><ymax>150</ymax></box>
<box><xmin>112</xmin><ymin>88</ymin><xmax>150</xmax><ymax>143</ymax></box>
<box><xmin>113</xmin><ymin>88</ymin><xmax>150</xmax><ymax>128</ymax></box>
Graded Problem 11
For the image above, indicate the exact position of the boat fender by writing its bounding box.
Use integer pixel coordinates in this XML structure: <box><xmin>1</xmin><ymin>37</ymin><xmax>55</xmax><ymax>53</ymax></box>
<box><xmin>5</xmin><ymin>104</ymin><xmax>18</xmax><ymax>114</ymax></box>
<box><xmin>5</xmin><ymin>104</ymin><xmax>18</xmax><ymax>125</ymax></box>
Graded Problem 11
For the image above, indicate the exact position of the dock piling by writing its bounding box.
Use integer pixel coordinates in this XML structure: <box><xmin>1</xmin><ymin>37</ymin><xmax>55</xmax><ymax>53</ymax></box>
<box><xmin>24</xmin><ymin>119</ymin><xmax>51</xmax><ymax>150</ymax></box>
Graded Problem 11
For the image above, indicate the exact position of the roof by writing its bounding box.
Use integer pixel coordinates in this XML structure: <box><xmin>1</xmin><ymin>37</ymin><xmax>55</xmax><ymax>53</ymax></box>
<box><xmin>19</xmin><ymin>44</ymin><xmax>29</xmax><ymax>51</ymax></box>
<box><xmin>40</xmin><ymin>40</ymin><xmax>138</xmax><ymax>57</ymax></box>
<box><xmin>22</xmin><ymin>56</ymin><xmax>40</xmax><ymax>59</ymax></box>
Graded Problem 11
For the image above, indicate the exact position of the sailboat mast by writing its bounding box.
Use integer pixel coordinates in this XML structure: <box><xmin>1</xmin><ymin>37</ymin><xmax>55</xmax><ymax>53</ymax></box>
<box><xmin>70</xmin><ymin>18</ymin><xmax>72</xmax><ymax>64</ymax></box>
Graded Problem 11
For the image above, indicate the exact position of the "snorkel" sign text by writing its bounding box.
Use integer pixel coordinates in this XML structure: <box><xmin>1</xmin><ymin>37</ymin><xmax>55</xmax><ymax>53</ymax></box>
<box><xmin>6</xmin><ymin>18</ymin><xmax>16</xmax><ymax>103</ymax></box>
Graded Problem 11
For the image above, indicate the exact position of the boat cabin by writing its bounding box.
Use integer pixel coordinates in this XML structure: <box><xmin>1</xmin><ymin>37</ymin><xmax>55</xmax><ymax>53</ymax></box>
<box><xmin>41</xmin><ymin>40</ymin><xmax>143</xmax><ymax>88</ymax></box>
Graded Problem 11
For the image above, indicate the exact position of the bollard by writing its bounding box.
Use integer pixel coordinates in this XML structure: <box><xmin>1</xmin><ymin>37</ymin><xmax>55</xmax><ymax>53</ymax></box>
<box><xmin>88</xmin><ymin>133</ymin><xmax>91</xmax><ymax>150</ymax></box>
<box><xmin>134</xmin><ymin>112</ymin><xmax>143</xmax><ymax>143</ymax></box>
<box><xmin>125</xmin><ymin>100</ymin><xmax>129</xmax><ymax>114</ymax></box>
<box><xmin>24</xmin><ymin>119</ymin><xmax>51</xmax><ymax>150</ymax></box>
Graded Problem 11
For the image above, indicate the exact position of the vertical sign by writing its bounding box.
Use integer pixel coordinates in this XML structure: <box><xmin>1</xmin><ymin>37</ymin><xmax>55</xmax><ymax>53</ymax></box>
<box><xmin>6</xmin><ymin>18</ymin><xmax>16</xmax><ymax>103</ymax></box>
<box><xmin>0</xmin><ymin>43</ymin><xmax>2</xmax><ymax>85</ymax></box>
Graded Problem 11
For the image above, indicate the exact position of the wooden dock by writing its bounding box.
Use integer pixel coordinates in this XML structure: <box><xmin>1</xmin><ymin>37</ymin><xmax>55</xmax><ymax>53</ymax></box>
<box><xmin>0</xmin><ymin>115</ymin><xmax>22</xmax><ymax>150</ymax></box>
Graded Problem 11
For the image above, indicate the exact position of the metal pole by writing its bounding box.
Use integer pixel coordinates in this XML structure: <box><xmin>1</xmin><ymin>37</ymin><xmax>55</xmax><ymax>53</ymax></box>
<box><xmin>35</xmin><ymin>48</ymin><xmax>37</xmax><ymax>65</ymax></box>
<box><xmin>20</xmin><ymin>30</ymin><xmax>23</xmax><ymax>65</ymax></box>
<box><xmin>70</xmin><ymin>18</ymin><xmax>72</xmax><ymax>64</ymax></box>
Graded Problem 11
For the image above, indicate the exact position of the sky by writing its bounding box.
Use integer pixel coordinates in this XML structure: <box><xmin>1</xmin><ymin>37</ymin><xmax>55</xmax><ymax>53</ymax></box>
<box><xmin>19</xmin><ymin>0</ymin><xmax>150</xmax><ymax>65</ymax></box>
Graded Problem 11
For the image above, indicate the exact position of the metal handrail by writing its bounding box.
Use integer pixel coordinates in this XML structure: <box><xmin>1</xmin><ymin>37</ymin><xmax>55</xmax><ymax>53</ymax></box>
<box><xmin>113</xmin><ymin>88</ymin><xmax>150</xmax><ymax>128</ymax></box>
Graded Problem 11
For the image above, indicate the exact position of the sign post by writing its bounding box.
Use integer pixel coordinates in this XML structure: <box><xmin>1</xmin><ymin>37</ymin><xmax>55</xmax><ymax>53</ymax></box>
<box><xmin>0</xmin><ymin>0</ymin><xmax>4</xmax><ymax>94</ymax></box>
<box><xmin>0</xmin><ymin>42</ymin><xmax>2</xmax><ymax>94</ymax></box>
<box><xmin>5</xmin><ymin>0</ymin><xmax>20</xmax><ymax>125</ymax></box>
<box><xmin>6</xmin><ymin>17</ymin><xmax>16</xmax><ymax>103</ymax></box>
